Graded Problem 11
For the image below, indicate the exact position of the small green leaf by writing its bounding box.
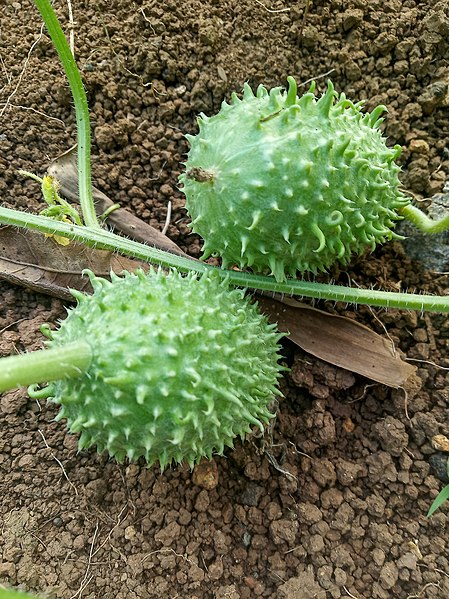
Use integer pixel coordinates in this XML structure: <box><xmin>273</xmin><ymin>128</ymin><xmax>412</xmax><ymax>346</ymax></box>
<box><xmin>427</xmin><ymin>483</ymin><xmax>449</xmax><ymax>517</ymax></box>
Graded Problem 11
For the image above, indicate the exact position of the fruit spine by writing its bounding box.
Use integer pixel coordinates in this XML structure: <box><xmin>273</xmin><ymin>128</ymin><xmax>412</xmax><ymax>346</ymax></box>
<box><xmin>180</xmin><ymin>77</ymin><xmax>409</xmax><ymax>281</ymax></box>
<box><xmin>44</xmin><ymin>269</ymin><xmax>283</xmax><ymax>469</ymax></box>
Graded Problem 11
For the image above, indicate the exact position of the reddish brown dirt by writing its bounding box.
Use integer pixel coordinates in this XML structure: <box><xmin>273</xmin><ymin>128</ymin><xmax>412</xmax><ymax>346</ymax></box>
<box><xmin>1</xmin><ymin>1</ymin><xmax>449</xmax><ymax>598</ymax></box>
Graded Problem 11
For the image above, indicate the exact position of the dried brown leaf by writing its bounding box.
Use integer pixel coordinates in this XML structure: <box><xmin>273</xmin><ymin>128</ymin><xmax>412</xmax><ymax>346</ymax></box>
<box><xmin>257</xmin><ymin>295</ymin><xmax>416</xmax><ymax>388</ymax></box>
<box><xmin>0</xmin><ymin>225</ymin><xmax>148</xmax><ymax>300</ymax></box>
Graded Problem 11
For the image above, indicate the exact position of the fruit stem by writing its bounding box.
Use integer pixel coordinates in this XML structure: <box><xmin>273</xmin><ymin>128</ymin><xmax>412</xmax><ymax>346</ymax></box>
<box><xmin>0</xmin><ymin>207</ymin><xmax>448</xmax><ymax>313</ymax></box>
<box><xmin>0</xmin><ymin>341</ymin><xmax>92</xmax><ymax>393</ymax></box>
<box><xmin>0</xmin><ymin>590</ymin><xmax>43</xmax><ymax>599</ymax></box>
<box><xmin>400</xmin><ymin>204</ymin><xmax>449</xmax><ymax>234</ymax></box>
<box><xmin>33</xmin><ymin>0</ymin><xmax>100</xmax><ymax>229</ymax></box>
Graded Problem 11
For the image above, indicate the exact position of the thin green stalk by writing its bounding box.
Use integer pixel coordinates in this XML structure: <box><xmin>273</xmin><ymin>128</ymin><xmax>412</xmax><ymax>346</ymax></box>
<box><xmin>1</xmin><ymin>206</ymin><xmax>448</xmax><ymax>313</ymax></box>
<box><xmin>33</xmin><ymin>0</ymin><xmax>99</xmax><ymax>229</ymax></box>
<box><xmin>0</xmin><ymin>590</ymin><xmax>43</xmax><ymax>599</ymax></box>
<box><xmin>400</xmin><ymin>204</ymin><xmax>449</xmax><ymax>234</ymax></box>
<box><xmin>0</xmin><ymin>341</ymin><xmax>92</xmax><ymax>393</ymax></box>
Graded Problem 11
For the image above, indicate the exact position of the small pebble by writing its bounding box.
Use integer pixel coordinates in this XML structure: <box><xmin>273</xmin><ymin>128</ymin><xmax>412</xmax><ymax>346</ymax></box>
<box><xmin>343</xmin><ymin>417</ymin><xmax>355</xmax><ymax>433</ymax></box>
<box><xmin>409</xmin><ymin>139</ymin><xmax>430</xmax><ymax>154</ymax></box>
<box><xmin>429</xmin><ymin>453</ymin><xmax>449</xmax><ymax>483</ymax></box>
<box><xmin>124</xmin><ymin>525</ymin><xmax>136</xmax><ymax>540</ymax></box>
<box><xmin>431</xmin><ymin>434</ymin><xmax>449</xmax><ymax>452</ymax></box>
<box><xmin>192</xmin><ymin>458</ymin><xmax>219</xmax><ymax>490</ymax></box>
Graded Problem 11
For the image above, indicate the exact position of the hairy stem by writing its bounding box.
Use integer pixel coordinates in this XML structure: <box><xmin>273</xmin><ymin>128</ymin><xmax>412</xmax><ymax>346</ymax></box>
<box><xmin>400</xmin><ymin>204</ymin><xmax>449</xmax><ymax>234</ymax></box>
<box><xmin>0</xmin><ymin>591</ymin><xmax>43</xmax><ymax>599</ymax></box>
<box><xmin>1</xmin><ymin>206</ymin><xmax>448</xmax><ymax>313</ymax></box>
<box><xmin>34</xmin><ymin>0</ymin><xmax>99</xmax><ymax>228</ymax></box>
<box><xmin>0</xmin><ymin>341</ymin><xmax>92</xmax><ymax>393</ymax></box>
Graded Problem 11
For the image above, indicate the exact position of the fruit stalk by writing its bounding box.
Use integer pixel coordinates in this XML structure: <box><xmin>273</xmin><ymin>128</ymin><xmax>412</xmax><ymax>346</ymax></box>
<box><xmin>400</xmin><ymin>204</ymin><xmax>449</xmax><ymax>234</ymax></box>
<box><xmin>0</xmin><ymin>341</ymin><xmax>92</xmax><ymax>393</ymax></box>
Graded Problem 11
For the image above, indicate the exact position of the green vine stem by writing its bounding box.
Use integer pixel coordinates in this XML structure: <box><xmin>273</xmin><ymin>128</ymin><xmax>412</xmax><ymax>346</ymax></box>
<box><xmin>0</xmin><ymin>341</ymin><xmax>91</xmax><ymax>393</ymax></box>
<box><xmin>400</xmin><ymin>204</ymin><xmax>449</xmax><ymax>234</ymax></box>
<box><xmin>34</xmin><ymin>0</ymin><xmax>99</xmax><ymax>229</ymax></box>
<box><xmin>0</xmin><ymin>590</ymin><xmax>43</xmax><ymax>599</ymax></box>
<box><xmin>1</xmin><ymin>206</ymin><xmax>448</xmax><ymax>313</ymax></box>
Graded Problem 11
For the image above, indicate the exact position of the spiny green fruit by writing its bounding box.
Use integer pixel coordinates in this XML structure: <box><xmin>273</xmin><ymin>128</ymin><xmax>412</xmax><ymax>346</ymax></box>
<box><xmin>45</xmin><ymin>269</ymin><xmax>283</xmax><ymax>469</ymax></box>
<box><xmin>180</xmin><ymin>77</ymin><xmax>410</xmax><ymax>281</ymax></box>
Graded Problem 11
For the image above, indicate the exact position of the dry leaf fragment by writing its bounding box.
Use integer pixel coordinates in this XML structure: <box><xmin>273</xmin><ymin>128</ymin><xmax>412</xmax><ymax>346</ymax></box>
<box><xmin>257</xmin><ymin>295</ymin><xmax>415</xmax><ymax>388</ymax></box>
<box><xmin>0</xmin><ymin>225</ymin><xmax>148</xmax><ymax>300</ymax></box>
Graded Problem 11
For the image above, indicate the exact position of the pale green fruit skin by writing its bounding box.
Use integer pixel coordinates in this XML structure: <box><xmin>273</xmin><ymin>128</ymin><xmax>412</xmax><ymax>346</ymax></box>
<box><xmin>180</xmin><ymin>78</ymin><xmax>410</xmax><ymax>282</ymax></box>
<box><xmin>47</xmin><ymin>269</ymin><xmax>283</xmax><ymax>469</ymax></box>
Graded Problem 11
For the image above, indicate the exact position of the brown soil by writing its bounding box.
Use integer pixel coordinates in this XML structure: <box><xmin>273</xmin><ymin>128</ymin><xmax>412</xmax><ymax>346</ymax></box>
<box><xmin>1</xmin><ymin>1</ymin><xmax>449</xmax><ymax>598</ymax></box>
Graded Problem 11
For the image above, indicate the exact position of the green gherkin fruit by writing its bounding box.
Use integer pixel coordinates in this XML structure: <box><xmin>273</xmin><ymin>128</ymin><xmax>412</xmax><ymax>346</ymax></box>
<box><xmin>46</xmin><ymin>269</ymin><xmax>283</xmax><ymax>469</ymax></box>
<box><xmin>180</xmin><ymin>77</ymin><xmax>410</xmax><ymax>282</ymax></box>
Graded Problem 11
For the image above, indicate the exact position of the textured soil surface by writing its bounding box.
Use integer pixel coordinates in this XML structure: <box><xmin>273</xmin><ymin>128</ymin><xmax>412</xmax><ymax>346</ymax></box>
<box><xmin>1</xmin><ymin>1</ymin><xmax>449</xmax><ymax>598</ymax></box>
